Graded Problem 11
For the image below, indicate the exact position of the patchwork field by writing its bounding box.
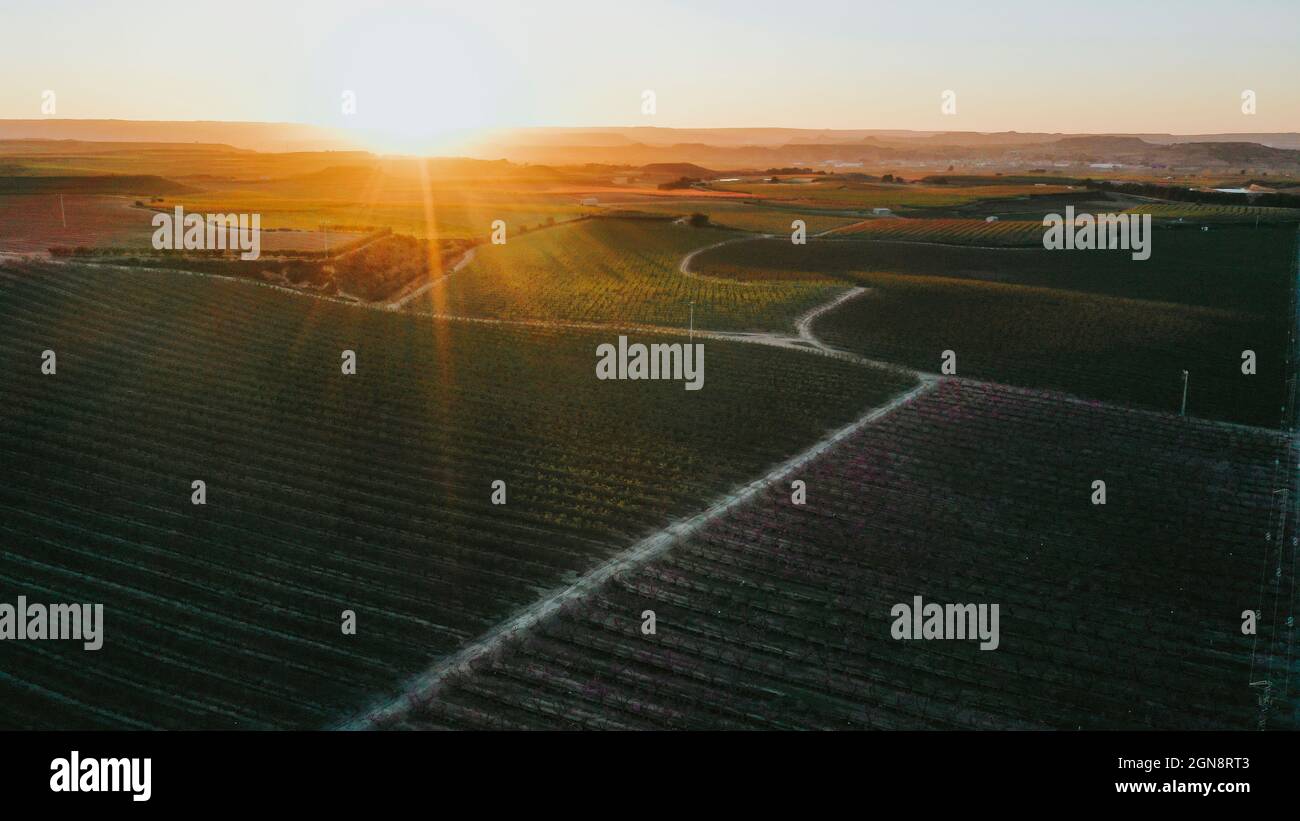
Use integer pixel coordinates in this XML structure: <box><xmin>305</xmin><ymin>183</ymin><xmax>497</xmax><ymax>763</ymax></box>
<box><xmin>376</xmin><ymin>380</ymin><xmax>1296</xmax><ymax>730</ymax></box>
<box><xmin>412</xmin><ymin>217</ymin><xmax>845</xmax><ymax>332</ymax></box>
<box><xmin>0</xmin><ymin>260</ymin><xmax>914</xmax><ymax>728</ymax></box>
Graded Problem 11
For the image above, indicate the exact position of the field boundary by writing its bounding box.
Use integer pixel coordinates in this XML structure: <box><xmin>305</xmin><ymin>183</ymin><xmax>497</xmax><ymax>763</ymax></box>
<box><xmin>678</xmin><ymin>232</ymin><xmax>775</xmax><ymax>282</ymax></box>
<box><xmin>338</xmin><ymin>377</ymin><xmax>938</xmax><ymax>729</ymax></box>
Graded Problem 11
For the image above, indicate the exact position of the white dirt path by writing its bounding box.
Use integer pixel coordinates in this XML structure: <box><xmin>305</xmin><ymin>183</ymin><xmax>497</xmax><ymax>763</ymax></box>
<box><xmin>339</xmin><ymin>378</ymin><xmax>937</xmax><ymax>729</ymax></box>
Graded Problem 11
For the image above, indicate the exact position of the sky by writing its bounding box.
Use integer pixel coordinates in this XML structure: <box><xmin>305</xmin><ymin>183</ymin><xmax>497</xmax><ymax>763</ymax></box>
<box><xmin>4</xmin><ymin>0</ymin><xmax>1299</xmax><ymax>151</ymax></box>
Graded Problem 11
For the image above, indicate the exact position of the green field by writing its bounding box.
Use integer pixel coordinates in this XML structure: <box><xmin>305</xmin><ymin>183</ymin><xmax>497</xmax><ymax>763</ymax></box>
<box><xmin>1123</xmin><ymin>203</ymin><xmax>1300</xmax><ymax>222</ymax></box>
<box><xmin>828</xmin><ymin>218</ymin><xmax>1044</xmax><ymax>246</ymax></box>
<box><xmin>811</xmin><ymin>273</ymin><xmax>1287</xmax><ymax>426</ymax></box>
<box><xmin>0</xmin><ymin>260</ymin><xmax>914</xmax><ymax>728</ymax></box>
<box><xmin>414</xmin><ymin>217</ymin><xmax>845</xmax><ymax>332</ymax></box>
<box><xmin>689</xmin><ymin>224</ymin><xmax>1297</xmax><ymax>315</ymax></box>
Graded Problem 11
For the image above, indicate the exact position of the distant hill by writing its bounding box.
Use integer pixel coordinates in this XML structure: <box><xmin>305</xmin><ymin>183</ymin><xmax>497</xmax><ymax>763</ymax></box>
<box><xmin>639</xmin><ymin>162</ymin><xmax>719</xmax><ymax>178</ymax></box>
<box><xmin>0</xmin><ymin>120</ymin><xmax>359</xmax><ymax>153</ymax></box>
<box><xmin>0</xmin><ymin>175</ymin><xmax>194</xmax><ymax>195</ymax></box>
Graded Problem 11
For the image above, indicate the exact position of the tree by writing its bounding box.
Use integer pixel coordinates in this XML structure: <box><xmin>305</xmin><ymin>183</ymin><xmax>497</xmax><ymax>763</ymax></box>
<box><xmin>688</xmin><ymin>213</ymin><xmax>710</xmax><ymax>227</ymax></box>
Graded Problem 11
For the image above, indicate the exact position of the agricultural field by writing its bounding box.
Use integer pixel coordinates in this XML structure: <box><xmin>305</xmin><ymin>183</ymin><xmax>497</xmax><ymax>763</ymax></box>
<box><xmin>142</xmin><ymin>192</ymin><xmax>595</xmax><ymax>241</ymax></box>
<box><xmin>688</xmin><ymin>224</ymin><xmax>1297</xmax><ymax>315</ymax></box>
<box><xmin>0</xmin><ymin>259</ymin><xmax>914</xmax><ymax>729</ymax></box>
<box><xmin>827</xmin><ymin>218</ymin><xmax>1044</xmax><ymax>246</ymax></box>
<box><xmin>703</xmin><ymin>180</ymin><xmax>1077</xmax><ymax>211</ymax></box>
<box><xmin>68</xmin><ymin>231</ymin><xmax>466</xmax><ymax>302</ymax></box>
<box><xmin>811</xmin><ymin>273</ymin><xmax>1287</xmax><ymax>427</ymax></box>
<box><xmin>412</xmin><ymin>217</ymin><xmax>846</xmax><ymax>333</ymax></box>
<box><xmin>936</xmin><ymin>190</ymin><xmax>1146</xmax><ymax>221</ymax></box>
<box><xmin>0</xmin><ymin>194</ymin><xmax>152</xmax><ymax>253</ymax></box>
<box><xmin>603</xmin><ymin>200</ymin><xmax>862</xmax><ymax>235</ymax></box>
<box><xmin>1123</xmin><ymin>203</ymin><xmax>1300</xmax><ymax>222</ymax></box>
<box><xmin>252</xmin><ymin>228</ymin><xmax>372</xmax><ymax>253</ymax></box>
<box><xmin>377</xmin><ymin>380</ymin><xmax>1295</xmax><ymax>730</ymax></box>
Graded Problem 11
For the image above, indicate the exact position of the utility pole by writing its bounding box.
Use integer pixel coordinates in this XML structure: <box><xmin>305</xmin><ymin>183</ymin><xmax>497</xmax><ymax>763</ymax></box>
<box><xmin>1180</xmin><ymin>369</ymin><xmax>1189</xmax><ymax>416</ymax></box>
<box><xmin>59</xmin><ymin>193</ymin><xmax>66</xmax><ymax>227</ymax></box>
<box><xmin>689</xmin><ymin>301</ymin><xmax>695</xmax><ymax>342</ymax></box>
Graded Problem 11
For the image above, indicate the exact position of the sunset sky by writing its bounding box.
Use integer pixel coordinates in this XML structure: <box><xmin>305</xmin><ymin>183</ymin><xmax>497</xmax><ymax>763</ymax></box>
<box><xmin>4</xmin><ymin>0</ymin><xmax>1298</xmax><ymax>152</ymax></box>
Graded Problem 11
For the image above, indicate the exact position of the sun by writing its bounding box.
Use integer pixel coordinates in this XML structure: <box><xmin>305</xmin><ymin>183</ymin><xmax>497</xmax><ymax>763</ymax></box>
<box><xmin>311</xmin><ymin>8</ymin><xmax>523</xmax><ymax>155</ymax></box>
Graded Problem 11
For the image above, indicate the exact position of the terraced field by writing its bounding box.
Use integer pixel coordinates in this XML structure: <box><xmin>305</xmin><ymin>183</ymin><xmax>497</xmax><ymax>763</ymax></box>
<box><xmin>0</xmin><ymin>260</ymin><xmax>915</xmax><ymax>728</ymax></box>
<box><xmin>376</xmin><ymin>380</ymin><xmax>1297</xmax><ymax>730</ymax></box>
<box><xmin>412</xmin><ymin>217</ymin><xmax>845</xmax><ymax>332</ymax></box>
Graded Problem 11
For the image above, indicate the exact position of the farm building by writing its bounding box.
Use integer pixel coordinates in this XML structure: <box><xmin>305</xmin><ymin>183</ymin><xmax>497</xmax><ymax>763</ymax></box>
<box><xmin>580</xmin><ymin>196</ymin><xmax>600</xmax><ymax>206</ymax></box>
<box><xmin>872</xmin><ymin>207</ymin><xmax>892</xmax><ymax>216</ymax></box>
<box><xmin>985</xmin><ymin>215</ymin><xmax>1000</xmax><ymax>222</ymax></box>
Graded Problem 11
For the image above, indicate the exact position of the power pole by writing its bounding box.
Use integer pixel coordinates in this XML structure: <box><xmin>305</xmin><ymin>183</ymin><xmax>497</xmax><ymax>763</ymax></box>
<box><xmin>1180</xmin><ymin>370</ymin><xmax>1189</xmax><ymax>416</ymax></box>
<box><xmin>59</xmin><ymin>193</ymin><xmax>66</xmax><ymax>227</ymax></box>
<box><xmin>689</xmin><ymin>301</ymin><xmax>695</xmax><ymax>342</ymax></box>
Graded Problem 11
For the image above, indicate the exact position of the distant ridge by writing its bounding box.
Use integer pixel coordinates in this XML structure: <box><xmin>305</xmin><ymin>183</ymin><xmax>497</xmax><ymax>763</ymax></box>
<box><xmin>0</xmin><ymin>119</ymin><xmax>361</xmax><ymax>153</ymax></box>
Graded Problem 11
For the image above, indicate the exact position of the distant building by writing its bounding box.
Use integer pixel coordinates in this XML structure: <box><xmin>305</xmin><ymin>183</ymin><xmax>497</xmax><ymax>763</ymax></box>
<box><xmin>872</xmin><ymin>207</ymin><xmax>892</xmax><ymax>216</ymax></box>
<box><xmin>985</xmin><ymin>215</ymin><xmax>999</xmax><ymax>222</ymax></box>
<box><xmin>580</xmin><ymin>197</ymin><xmax>599</xmax><ymax>206</ymax></box>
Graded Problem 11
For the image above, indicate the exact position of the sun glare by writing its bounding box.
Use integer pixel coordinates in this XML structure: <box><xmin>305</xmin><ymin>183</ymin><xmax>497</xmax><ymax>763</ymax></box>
<box><xmin>314</xmin><ymin>10</ymin><xmax>520</xmax><ymax>155</ymax></box>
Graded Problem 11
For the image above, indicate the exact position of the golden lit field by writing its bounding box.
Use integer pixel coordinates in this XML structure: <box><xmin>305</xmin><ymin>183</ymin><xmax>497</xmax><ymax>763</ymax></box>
<box><xmin>416</xmin><ymin>217</ymin><xmax>842</xmax><ymax>332</ymax></box>
<box><xmin>143</xmin><ymin>191</ymin><xmax>597</xmax><ymax>240</ymax></box>
<box><xmin>602</xmin><ymin>199</ymin><xmax>862</xmax><ymax>233</ymax></box>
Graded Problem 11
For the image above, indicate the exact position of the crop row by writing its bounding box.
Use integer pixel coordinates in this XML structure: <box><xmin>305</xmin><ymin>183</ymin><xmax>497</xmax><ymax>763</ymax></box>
<box><xmin>389</xmin><ymin>380</ymin><xmax>1295</xmax><ymax>730</ymax></box>
<box><xmin>0</xmin><ymin>260</ymin><xmax>913</xmax><ymax>728</ymax></box>
<box><xmin>828</xmin><ymin>218</ymin><xmax>1044</xmax><ymax>246</ymax></box>
<box><xmin>1124</xmin><ymin>203</ymin><xmax>1300</xmax><ymax>222</ymax></box>
<box><xmin>411</xmin><ymin>218</ymin><xmax>843</xmax><ymax>332</ymax></box>
<box><xmin>810</xmin><ymin>272</ymin><xmax>1290</xmax><ymax>427</ymax></box>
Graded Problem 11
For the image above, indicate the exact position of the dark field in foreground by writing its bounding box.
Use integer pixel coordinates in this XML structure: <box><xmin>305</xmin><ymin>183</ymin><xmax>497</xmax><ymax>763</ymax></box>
<box><xmin>0</xmin><ymin>261</ymin><xmax>914</xmax><ymax>728</ymax></box>
<box><xmin>382</xmin><ymin>381</ymin><xmax>1297</xmax><ymax>730</ymax></box>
